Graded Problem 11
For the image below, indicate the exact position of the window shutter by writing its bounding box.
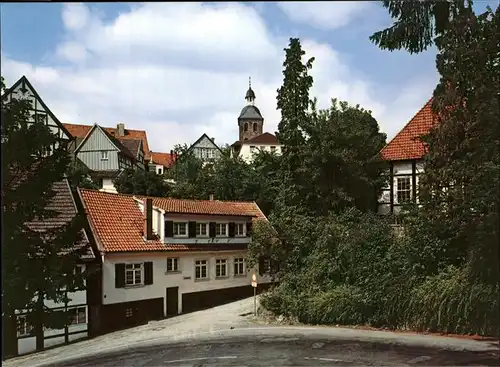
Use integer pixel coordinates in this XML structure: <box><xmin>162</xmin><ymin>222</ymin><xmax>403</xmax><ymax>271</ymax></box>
<box><xmin>258</xmin><ymin>257</ymin><xmax>264</xmax><ymax>276</ymax></box>
<box><xmin>228</xmin><ymin>222</ymin><xmax>235</xmax><ymax>237</ymax></box>
<box><xmin>165</xmin><ymin>221</ymin><xmax>174</xmax><ymax>237</ymax></box>
<box><xmin>144</xmin><ymin>262</ymin><xmax>153</xmax><ymax>285</ymax></box>
<box><xmin>115</xmin><ymin>263</ymin><xmax>125</xmax><ymax>288</ymax></box>
<box><xmin>246</xmin><ymin>221</ymin><xmax>253</xmax><ymax>236</ymax></box>
<box><xmin>188</xmin><ymin>221</ymin><xmax>196</xmax><ymax>238</ymax></box>
<box><xmin>209</xmin><ymin>222</ymin><xmax>216</xmax><ymax>237</ymax></box>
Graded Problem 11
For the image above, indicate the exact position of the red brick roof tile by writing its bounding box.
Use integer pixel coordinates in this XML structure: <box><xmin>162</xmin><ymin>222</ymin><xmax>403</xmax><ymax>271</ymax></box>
<box><xmin>63</xmin><ymin>123</ymin><xmax>151</xmax><ymax>160</ymax></box>
<box><xmin>380</xmin><ymin>98</ymin><xmax>437</xmax><ymax>161</ymax></box>
<box><xmin>150</xmin><ymin>151</ymin><xmax>176</xmax><ymax>168</ymax></box>
<box><xmin>79</xmin><ymin>189</ymin><xmax>166</xmax><ymax>253</ymax></box>
<box><xmin>79</xmin><ymin>189</ymin><xmax>267</xmax><ymax>253</ymax></box>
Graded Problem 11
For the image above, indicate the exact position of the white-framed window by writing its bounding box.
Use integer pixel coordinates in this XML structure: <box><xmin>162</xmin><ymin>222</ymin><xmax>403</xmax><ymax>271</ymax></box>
<box><xmin>250</xmin><ymin>146</ymin><xmax>256</xmax><ymax>154</ymax></box>
<box><xmin>75</xmin><ymin>264</ymin><xmax>85</xmax><ymax>274</ymax></box>
<box><xmin>196</xmin><ymin>222</ymin><xmax>209</xmax><ymax>237</ymax></box>
<box><xmin>270</xmin><ymin>146</ymin><xmax>276</xmax><ymax>153</ymax></box>
<box><xmin>397</xmin><ymin>177</ymin><xmax>412</xmax><ymax>203</ymax></box>
<box><xmin>17</xmin><ymin>315</ymin><xmax>32</xmax><ymax>337</ymax></box>
<box><xmin>215</xmin><ymin>259</ymin><xmax>228</xmax><ymax>278</ymax></box>
<box><xmin>235</xmin><ymin>223</ymin><xmax>246</xmax><ymax>237</ymax></box>
<box><xmin>125</xmin><ymin>263</ymin><xmax>143</xmax><ymax>286</ymax></box>
<box><xmin>69</xmin><ymin>306</ymin><xmax>86</xmax><ymax>325</ymax></box>
<box><xmin>167</xmin><ymin>257</ymin><xmax>179</xmax><ymax>273</ymax></box>
<box><xmin>234</xmin><ymin>257</ymin><xmax>245</xmax><ymax>276</ymax></box>
<box><xmin>100</xmin><ymin>150</ymin><xmax>108</xmax><ymax>161</ymax></box>
<box><xmin>208</xmin><ymin>149</ymin><xmax>215</xmax><ymax>159</ymax></box>
<box><xmin>158</xmin><ymin>168</ymin><xmax>163</xmax><ymax>175</ymax></box>
<box><xmin>173</xmin><ymin>222</ymin><xmax>187</xmax><ymax>237</ymax></box>
<box><xmin>195</xmin><ymin>260</ymin><xmax>208</xmax><ymax>280</ymax></box>
<box><xmin>216</xmin><ymin>223</ymin><xmax>228</xmax><ymax>237</ymax></box>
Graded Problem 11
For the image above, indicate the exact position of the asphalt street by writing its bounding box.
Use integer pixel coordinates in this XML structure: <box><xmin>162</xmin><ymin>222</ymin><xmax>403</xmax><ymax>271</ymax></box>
<box><xmin>50</xmin><ymin>334</ymin><xmax>499</xmax><ymax>366</ymax></box>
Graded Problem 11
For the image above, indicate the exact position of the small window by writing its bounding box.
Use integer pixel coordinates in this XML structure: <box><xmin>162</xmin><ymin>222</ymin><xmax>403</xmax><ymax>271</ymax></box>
<box><xmin>195</xmin><ymin>260</ymin><xmax>208</xmax><ymax>280</ymax></box>
<box><xmin>69</xmin><ymin>306</ymin><xmax>87</xmax><ymax>325</ymax></box>
<box><xmin>216</xmin><ymin>223</ymin><xmax>227</xmax><ymax>237</ymax></box>
<box><xmin>216</xmin><ymin>259</ymin><xmax>228</xmax><ymax>278</ymax></box>
<box><xmin>125</xmin><ymin>263</ymin><xmax>143</xmax><ymax>286</ymax></box>
<box><xmin>125</xmin><ymin>308</ymin><xmax>133</xmax><ymax>318</ymax></box>
<box><xmin>235</xmin><ymin>223</ymin><xmax>245</xmax><ymax>237</ymax></box>
<box><xmin>158</xmin><ymin>168</ymin><xmax>163</xmax><ymax>175</ymax></box>
<box><xmin>250</xmin><ymin>146</ymin><xmax>256</xmax><ymax>154</ymax></box>
<box><xmin>244</xmin><ymin>123</ymin><xmax>248</xmax><ymax>132</ymax></box>
<box><xmin>196</xmin><ymin>223</ymin><xmax>209</xmax><ymax>237</ymax></box>
<box><xmin>234</xmin><ymin>257</ymin><xmax>245</xmax><ymax>276</ymax></box>
<box><xmin>100</xmin><ymin>151</ymin><xmax>108</xmax><ymax>161</ymax></box>
<box><xmin>167</xmin><ymin>258</ymin><xmax>179</xmax><ymax>273</ymax></box>
<box><xmin>253</xmin><ymin>123</ymin><xmax>257</xmax><ymax>132</ymax></box>
<box><xmin>270</xmin><ymin>146</ymin><xmax>276</xmax><ymax>153</ymax></box>
<box><xmin>173</xmin><ymin>222</ymin><xmax>187</xmax><ymax>237</ymax></box>
<box><xmin>17</xmin><ymin>315</ymin><xmax>32</xmax><ymax>337</ymax></box>
<box><xmin>397</xmin><ymin>177</ymin><xmax>412</xmax><ymax>203</ymax></box>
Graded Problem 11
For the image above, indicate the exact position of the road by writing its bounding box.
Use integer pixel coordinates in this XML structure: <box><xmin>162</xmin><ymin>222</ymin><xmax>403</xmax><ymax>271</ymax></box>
<box><xmin>4</xmin><ymin>296</ymin><xmax>498</xmax><ymax>367</ymax></box>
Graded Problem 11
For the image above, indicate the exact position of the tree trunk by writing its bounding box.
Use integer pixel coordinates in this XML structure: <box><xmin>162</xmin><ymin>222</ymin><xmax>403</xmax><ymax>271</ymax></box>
<box><xmin>35</xmin><ymin>292</ymin><xmax>44</xmax><ymax>352</ymax></box>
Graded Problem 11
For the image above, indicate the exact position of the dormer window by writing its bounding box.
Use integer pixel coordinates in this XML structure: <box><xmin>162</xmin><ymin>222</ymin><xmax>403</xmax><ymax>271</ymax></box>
<box><xmin>235</xmin><ymin>223</ymin><xmax>246</xmax><ymax>237</ymax></box>
<box><xmin>196</xmin><ymin>222</ymin><xmax>209</xmax><ymax>237</ymax></box>
<box><xmin>173</xmin><ymin>222</ymin><xmax>188</xmax><ymax>237</ymax></box>
<box><xmin>216</xmin><ymin>223</ymin><xmax>228</xmax><ymax>237</ymax></box>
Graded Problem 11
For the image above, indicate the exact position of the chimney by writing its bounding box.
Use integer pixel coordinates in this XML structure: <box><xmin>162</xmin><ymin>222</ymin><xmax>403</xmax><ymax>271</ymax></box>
<box><xmin>209</xmin><ymin>194</ymin><xmax>214</xmax><ymax>201</ymax></box>
<box><xmin>212</xmin><ymin>137</ymin><xmax>215</xmax><ymax>142</ymax></box>
<box><xmin>117</xmin><ymin>123</ymin><xmax>125</xmax><ymax>137</ymax></box>
<box><xmin>144</xmin><ymin>198</ymin><xmax>154</xmax><ymax>240</ymax></box>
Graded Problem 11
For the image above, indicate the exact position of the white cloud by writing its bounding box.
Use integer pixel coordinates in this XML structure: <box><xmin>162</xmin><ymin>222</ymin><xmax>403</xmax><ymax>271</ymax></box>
<box><xmin>277</xmin><ymin>1</ymin><xmax>369</xmax><ymax>30</ymax></box>
<box><xmin>1</xmin><ymin>2</ymin><xmax>437</xmax><ymax>154</ymax></box>
<box><xmin>62</xmin><ymin>3</ymin><xmax>91</xmax><ymax>31</ymax></box>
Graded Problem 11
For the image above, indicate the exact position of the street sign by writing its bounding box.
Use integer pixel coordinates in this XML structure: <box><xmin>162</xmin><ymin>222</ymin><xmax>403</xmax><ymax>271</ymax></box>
<box><xmin>251</xmin><ymin>273</ymin><xmax>257</xmax><ymax>288</ymax></box>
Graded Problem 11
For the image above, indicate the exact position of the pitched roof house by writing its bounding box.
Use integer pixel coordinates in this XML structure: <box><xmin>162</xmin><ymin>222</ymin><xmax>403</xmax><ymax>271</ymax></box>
<box><xmin>231</xmin><ymin>132</ymin><xmax>282</xmax><ymax>162</ymax></box>
<box><xmin>12</xmin><ymin>179</ymin><xmax>96</xmax><ymax>356</ymax></box>
<box><xmin>149</xmin><ymin>151</ymin><xmax>177</xmax><ymax>175</ymax></box>
<box><xmin>78</xmin><ymin>189</ymin><xmax>272</xmax><ymax>334</ymax></box>
<box><xmin>378</xmin><ymin>98</ymin><xmax>437</xmax><ymax>216</ymax></box>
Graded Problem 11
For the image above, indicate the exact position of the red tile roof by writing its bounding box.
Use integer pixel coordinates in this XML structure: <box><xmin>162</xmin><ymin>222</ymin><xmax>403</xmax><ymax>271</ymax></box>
<box><xmin>79</xmin><ymin>189</ymin><xmax>166</xmax><ymax>253</ymax></box>
<box><xmin>63</xmin><ymin>123</ymin><xmax>151</xmax><ymax>160</ymax></box>
<box><xmin>164</xmin><ymin>243</ymin><xmax>248</xmax><ymax>252</ymax></box>
<box><xmin>141</xmin><ymin>196</ymin><xmax>266</xmax><ymax>219</ymax></box>
<box><xmin>150</xmin><ymin>151</ymin><xmax>176</xmax><ymax>168</ymax></box>
<box><xmin>232</xmin><ymin>132</ymin><xmax>279</xmax><ymax>147</ymax></box>
<box><xmin>380</xmin><ymin>98</ymin><xmax>437</xmax><ymax>161</ymax></box>
<box><xmin>79</xmin><ymin>189</ymin><xmax>267</xmax><ymax>253</ymax></box>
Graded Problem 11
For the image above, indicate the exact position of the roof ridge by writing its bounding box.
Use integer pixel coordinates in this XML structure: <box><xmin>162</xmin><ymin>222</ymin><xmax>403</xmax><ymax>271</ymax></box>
<box><xmin>63</xmin><ymin>122</ymin><xmax>147</xmax><ymax>133</ymax></box>
<box><xmin>80</xmin><ymin>189</ymin><xmax>260</xmax><ymax>205</ymax></box>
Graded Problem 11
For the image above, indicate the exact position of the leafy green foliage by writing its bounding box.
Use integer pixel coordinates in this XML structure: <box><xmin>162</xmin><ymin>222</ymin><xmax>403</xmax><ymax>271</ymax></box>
<box><xmin>1</xmin><ymin>76</ymin><xmax>88</xmax><ymax>352</ymax></box>
<box><xmin>67</xmin><ymin>158</ymin><xmax>100</xmax><ymax>190</ymax></box>
<box><xmin>113</xmin><ymin>168</ymin><xmax>171</xmax><ymax>197</ymax></box>
<box><xmin>370</xmin><ymin>0</ymin><xmax>471</xmax><ymax>54</ymax></box>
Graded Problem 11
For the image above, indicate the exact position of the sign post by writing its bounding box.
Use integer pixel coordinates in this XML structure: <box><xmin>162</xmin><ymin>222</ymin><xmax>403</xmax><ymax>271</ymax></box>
<box><xmin>251</xmin><ymin>272</ymin><xmax>258</xmax><ymax>316</ymax></box>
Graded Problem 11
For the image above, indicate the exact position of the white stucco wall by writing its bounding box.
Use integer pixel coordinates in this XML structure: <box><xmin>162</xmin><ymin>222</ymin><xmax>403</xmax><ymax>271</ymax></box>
<box><xmin>99</xmin><ymin>178</ymin><xmax>118</xmax><ymax>194</ymax></box>
<box><xmin>238</xmin><ymin>144</ymin><xmax>282</xmax><ymax>163</ymax></box>
<box><xmin>101</xmin><ymin>251</ymin><xmax>271</xmax><ymax>316</ymax></box>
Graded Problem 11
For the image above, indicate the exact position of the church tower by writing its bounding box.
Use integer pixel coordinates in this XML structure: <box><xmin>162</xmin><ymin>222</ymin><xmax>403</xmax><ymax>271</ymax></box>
<box><xmin>238</xmin><ymin>77</ymin><xmax>264</xmax><ymax>141</ymax></box>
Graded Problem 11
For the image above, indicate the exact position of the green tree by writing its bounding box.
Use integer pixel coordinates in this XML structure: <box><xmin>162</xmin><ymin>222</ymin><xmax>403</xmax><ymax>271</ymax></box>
<box><xmin>370</xmin><ymin>0</ymin><xmax>471</xmax><ymax>54</ymax></box>
<box><xmin>275</xmin><ymin>37</ymin><xmax>315</xmax><ymax>214</ymax></box>
<box><xmin>1</xmin><ymin>77</ymin><xmax>88</xmax><ymax>355</ymax></box>
<box><xmin>113</xmin><ymin>168</ymin><xmax>171</xmax><ymax>197</ymax></box>
<box><xmin>67</xmin><ymin>158</ymin><xmax>100</xmax><ymax>190</ymax></box>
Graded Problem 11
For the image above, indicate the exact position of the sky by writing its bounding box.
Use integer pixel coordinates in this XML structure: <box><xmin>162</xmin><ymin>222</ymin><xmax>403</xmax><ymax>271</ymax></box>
<box><xmin>0</xmin><ymin>2</ymin><xmax>494</xmax><ymax>153</ymax></box>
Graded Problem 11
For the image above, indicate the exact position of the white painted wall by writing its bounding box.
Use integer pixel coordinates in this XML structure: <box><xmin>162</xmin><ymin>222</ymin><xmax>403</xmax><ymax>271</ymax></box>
<box><xmin>99</xmin><ymin>178</ymin><xmax>118</xmax><ymax>194</ymax></box>
<box><xmin>238</xmin><ymin>143</ymin><xmax>282</xmax><ymax>163</ymax></box>
<box><xmin>101</xmin><ymin>251</ymin><xmax>272</xmax><ymax>316</ymax></box>
<box><xmin>16</xmin><ymin>265</ymin><xmax>88</xmax><ymax>355</ymax></box>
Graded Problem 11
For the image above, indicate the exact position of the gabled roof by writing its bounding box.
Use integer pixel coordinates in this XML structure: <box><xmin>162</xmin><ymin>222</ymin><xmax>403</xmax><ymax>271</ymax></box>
<box><xmin>63</xmin><ymin>123</ymin><xmax>151</xmax><ymax>160</ymax></box>
<box><xmin>150</xmin><ymin>151</ymin><xmax>176</xmax><ymax>168</ymax></box>
<box><xmin>3</xmin><ymin>76</ymin><xmax>73</xmax><ymax>139</ymax></box>
<box><xmin>231</xmin><ymin>132</ymin><xmax>279</xmax><ymax>147</ymax></box>
<box><xmin>380</xmin><ymin>98</ymin><xmax>437</xmax><ymax>161</ymax></box>
<box><xmin>137</xmin><ymin>196</ymin><xmax>267</xmax><ymax>219</ymax></box>
<box><xmin>187</xmin><ymin>133</ymin><xmax>223</xmax><ymax>154</ymax></box>
<box><xmin>78</xmin><ymin>189</ymin><xmax>267</xmax><ymax>253</ymax></box>
<box><xmin>28</xmin><ymin>179</ymin><xmax>94</xmax><ymax>259</ymax></box>
<box><xmin>120</xmin><ymin>138</ymin><xmax>143</xmax><ymax>159</ymax></box>
<box><xmin>75</xmin><ymin>124</ymin><xmax>137</xmax><ymax>161</ymax></box>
